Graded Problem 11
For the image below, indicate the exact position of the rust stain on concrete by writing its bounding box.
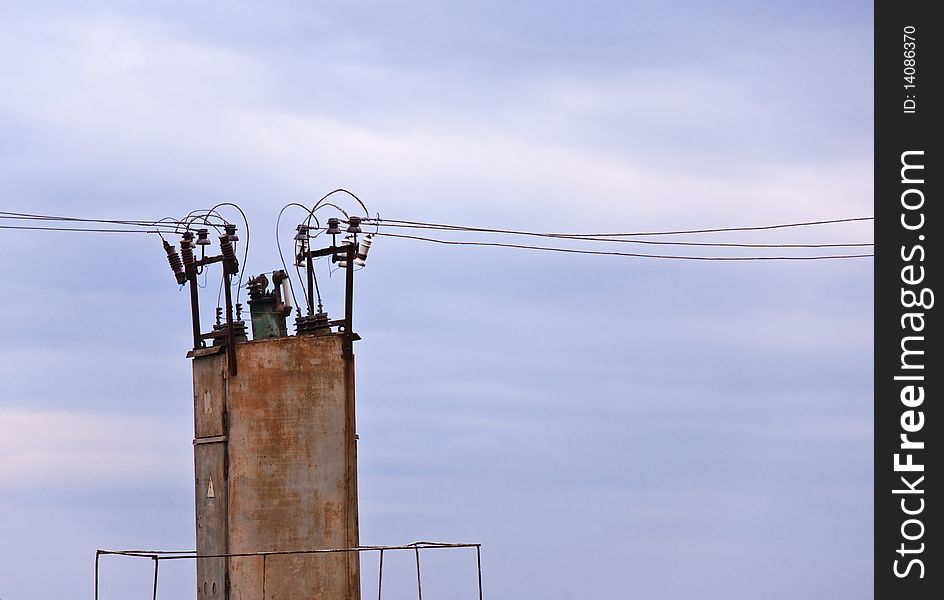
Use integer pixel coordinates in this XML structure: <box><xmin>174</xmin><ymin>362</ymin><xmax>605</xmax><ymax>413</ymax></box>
<box><xmin>194</xmin><ymin>334</ymin><xmax>360</xmax><ymax>599</ymax></box>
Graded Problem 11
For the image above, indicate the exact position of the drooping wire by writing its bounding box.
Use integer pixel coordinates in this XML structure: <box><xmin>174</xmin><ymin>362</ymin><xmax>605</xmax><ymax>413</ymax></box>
<box><xmin>276</xmin><ymin>203</ymin><xmax>315</xmax><ymax>314</ymax></box>
<box><xmin>364</xmin><ymin>221</ymin><xmax>872</xmax><ymax>248</ymax></box>
<box><xmin>302</xmin><ymin>189</ymin><xmax>372</xmax><ymax>307</ymax></box>
<box><xmin>298</xmin><ymin>189</ymin><xmax>373</xmax><ymax>282</ymax></box>
<box><xmin>208</xmin><ymin>203</ymin><xmax>251</xmax><ymax>304</ymax></box>
<box><xmin>363</xmin><ymin>216</ymin><xmax>874</xmax><ymax>240</ymax></box>
<box><xmin>0</xmin><ymin>211</ymin><xmax>188</xmax><ymax>230</ymax></box>
<box><xmin>0</xmin><ymin>224</ymin><xmax>166</xmax><ymax>234</ymax></box>
<box><xmin>295</xmin><ymin>221</ymin><xmax>325</xmax><ymax>314</ymax></box>
<box><xmin>178</xmin><ymin>209</ymin><xmax>229</xmax><ymax>232</ymax></box>
<box><xmin>375</xmin><ymin>232</ymin><xmax>874</xmax><ymax>261</ymax></box>
<box><xmin>309</xmin><ymin>188</ymin><xmax>370</xmax><ymax>221</ymax></box>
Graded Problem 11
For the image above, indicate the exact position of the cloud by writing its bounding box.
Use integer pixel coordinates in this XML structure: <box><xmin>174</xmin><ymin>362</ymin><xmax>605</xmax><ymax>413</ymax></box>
<box><xmin>0</xmin><ymin>2</ymin><xmax>872</xmax><ymax>599</ymax></box>
<box><xmin>0</xmin><ymin>409</ymin><xmax>191</xmax><ymax>491</ymax></box>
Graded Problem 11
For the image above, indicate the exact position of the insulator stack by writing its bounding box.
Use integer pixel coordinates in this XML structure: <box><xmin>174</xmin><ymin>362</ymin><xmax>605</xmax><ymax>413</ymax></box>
<box><xmin>164</xmin><ymin>240</ymin><xmax>187</xmax><ymax>284</ymax></box>
<box><xmin>219</xmin><ymin>234</ymin><xmax>239</xmax><ymax>275</ymax></box>
<box><xmin>180</xmin><ymin>234</ymin><xmax>196</xmax><ymax>276</ymax></box>
<box><xmin>295</xmin><ymin>311</ymin><xmax>331</xmax><ymax>336</ymax></box>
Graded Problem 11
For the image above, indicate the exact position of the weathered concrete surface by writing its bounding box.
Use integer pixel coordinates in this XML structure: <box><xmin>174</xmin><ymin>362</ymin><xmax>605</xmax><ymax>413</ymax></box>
<box><xmin>193</xmin><ymin>351</ymin><xmax>228</xmax><ymax>600</ymax></box>
<box><xmin>193</xmin><ymin>334</ymin><xmax>360</xmax><ymax>600</ymax></box>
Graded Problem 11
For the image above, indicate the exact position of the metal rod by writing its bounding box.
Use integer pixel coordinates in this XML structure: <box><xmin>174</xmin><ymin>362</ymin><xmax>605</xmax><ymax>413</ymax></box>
<box><xmin>223</xmin><ymin>272</ymin><xmax>237</xmax><ymax>375</ymax></box>
<box><xmin>343</xmin><ymin>243</ymin><xmax>355</xmax><ymax>359</ymax></box>
<box><xmin>306</xmin><ymin>251</ymin><xmax>315</xmax><ymax>315</ymax></box>
<box><xmin>476</xmin><ymin>545</ymin><xmax>483</xmax><ymax>600</ymax></box>
<box><xmin>98</xmin><ymin>542</ymin><xmax>481</xmax><ymax>560</ymax></box>
<box><xmin>189</xmin><ymin>276</ymin><xmax>202</xmax><ymax>349</ymax></box>
<box><xmin>151</xmin><ymin>556</ymin><xmax>159</xmax><ymax>600</ymax></box>
<box><xmin>414</xmin><ymin>547</ymin><xmax>423</xmax><ymax>600</ymax></box>
<box><xmin>377</xmin><ymin>549</ymin><xmax>384</xmax><ymax>600</ymax></box>
<box><xmin>94</xmin><ymin>550</ymin><xmax>101</xmax><ymax>600</ymax></box>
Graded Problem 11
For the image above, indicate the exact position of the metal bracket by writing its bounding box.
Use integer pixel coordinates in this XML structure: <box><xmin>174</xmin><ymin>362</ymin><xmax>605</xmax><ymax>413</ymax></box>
<box><xmin>193</xmin><ymin>435</ymin><xmax>228</xmax><ymax>446</ymax></box>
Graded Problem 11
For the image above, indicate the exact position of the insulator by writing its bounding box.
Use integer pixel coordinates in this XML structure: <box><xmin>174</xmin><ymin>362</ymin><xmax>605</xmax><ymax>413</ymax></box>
<box><xmin>247</xmin><ymin>274</ymin><xmax>269</xmax><ymax>300</ymax></box>
<box><xmin>346</xmin><ymin>216</ymin><xmax>362</xmax><ymax>234</ymax></box>
<box><xmin>195</xmin><ymin>228</ymin><xmax>211</xmax><ymax>245</ymax></box>
<box><xmin>337</xmin><ymin>236</ymin><xmax>354</xmax><ymax>268</ymax></box>
<box><xmin>294</xmin><ymin>238</ymin><xmax>308</xmax><ymax>266</ymax></box>
<box><xmin>295</xmin><ymin>224</ymin><xmax>310</xmax><ymax>241</ymax></box>
<box><xmin>163</xmin><ymin>240</ymin><xmax>187</xmax><ymax>284</ymax></box>
<box><xmin>326</xmin><ymin>218</ymin><xmax>342</xmax><ymax>235</ymax></box>
<box><xmin>180</xmin><ymin>233</ymin><xmax>196</xmax><ymax>275</ymax></box>
<box><xmin>354</xmin><ymin>234</ymin><xmax>373</xmax><ymax>267</ymax></box>
<box><xmin>280</xmin><ymin>276</ymin><xmax>292</xmax><ymax>313</ymax></box>
<box><xmin>224</xmin><ymin>224</ymin><xmax>239</xmax><ymax>241</ymax></box>
<box><xmin>219</xmin><ymin>234</ymin><xmax>239</xmax><ymax>275</ymax></box>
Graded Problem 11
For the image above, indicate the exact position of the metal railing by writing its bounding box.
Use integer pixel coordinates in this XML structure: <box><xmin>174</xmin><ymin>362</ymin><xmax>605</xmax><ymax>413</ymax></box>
<box><xmin>95</xmin><ymin>541</ymin><xmax>484</xmax><ymax>600</ymax></box>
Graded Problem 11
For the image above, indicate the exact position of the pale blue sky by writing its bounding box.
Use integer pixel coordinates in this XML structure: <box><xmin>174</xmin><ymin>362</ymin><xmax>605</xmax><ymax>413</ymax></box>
<box><xmin>0</xmin><ymin>2</ymin><xmax>872</xmax><ymax>598</ymax></box>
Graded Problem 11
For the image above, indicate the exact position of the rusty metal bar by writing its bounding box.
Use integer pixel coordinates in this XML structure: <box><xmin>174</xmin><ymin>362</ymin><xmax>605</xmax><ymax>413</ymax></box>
<box><xmin>343</xmin><ymin>243</ymin><xmax>355</xmax><ymax>359</ymax></box>
<box><xmin>222</xmin><ymin>272</ymin><xmax>236</xmax><ymax>375</ymax></box>
<box><xmin>94</xmin><ymin>550</ymin><xmax>101</xmax><ymax>600</ymax></box>
<box><xmin>98</xmin><ymin>542</ymin><xmax>480</xmax><ymax>560</ymax></box>
<box><xmin>476</xmin><ymin>545</ymin><xmax>483</xmax><ymax>600</ymax></box>
<box><xmin>195</xmin><ymin>254</ymin><xmax>224</xmax><ymax>267</ymax></box>
<box><xmin>377</xmin><ymin>548</ymin><xmax>384</xmax><ymax>600</ymax></box>
<box><xmin>151</xmin><ymin>556</ymin><xmax>159</xmax><ymax>600</ymax></box>
<box><xmin>262</xmin><ymin>554</ymin><xmax>267</xmax><ymax>599</ymax></box>
<box><xmin>414</xmin><ymin>547</ymin><xmax>423</xmax><ymax>600</ymax></box>
<box><xmin>306</xmin><ymin>251</ymin><xmax>315</xmax><ymax>315</ymax></box>
<box><xmin>98</xmin><ymin>543</ymin><xmax>482</xmax><ymax>598</ymax></box>
<box><xmin>299</xmin><ymin>245</ymin><xmax>342</xmax><ymax>259</ymax></box>
<box><xmin>189</xmin><ymin>276</ymin><xmax>202</xmax><ymax>349</ymax></box>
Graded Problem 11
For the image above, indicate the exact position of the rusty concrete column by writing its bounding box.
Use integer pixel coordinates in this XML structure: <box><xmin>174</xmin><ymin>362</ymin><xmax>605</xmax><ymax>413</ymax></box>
<box><xmin>192</xmin><ymin>334</ymin><xmax>361</xmax><ymax>600</ymax></box>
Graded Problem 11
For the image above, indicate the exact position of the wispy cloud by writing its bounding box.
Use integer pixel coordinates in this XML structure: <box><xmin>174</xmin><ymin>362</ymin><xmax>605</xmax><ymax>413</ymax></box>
<box><xmin>0</xmin><ymin>1</ymin><xmax>872</xmax><ymax>598</ymax></box>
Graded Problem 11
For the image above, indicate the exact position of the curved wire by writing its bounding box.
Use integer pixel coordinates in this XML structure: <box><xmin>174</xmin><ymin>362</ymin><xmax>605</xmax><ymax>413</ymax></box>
<box><xmin>311</xmin><ymin>201</ymin><xmax>349</xmax><ymax>218</ymax></box>
<box><xmin>178</xmin><ymin>209</ymin><xmax>228</xmax><ymax>233</ymax></box>
<box><xmin>310</xmin><ymin>188</ymin><xmax>369</xmax><ymax>217</ymax></box>
<box><xmin>276</xmin><ymin>203</ymin><xmax>322</xmax><ymax>314</ymax></box>
<box><xmin>208</xmin><ymin>203</ymin><xmax>251</xmax><ymax>304</ymax></box>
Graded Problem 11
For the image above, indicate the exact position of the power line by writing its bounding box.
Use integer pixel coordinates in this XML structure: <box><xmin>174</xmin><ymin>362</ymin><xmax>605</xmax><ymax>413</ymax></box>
<box><xmin>0</xmin><ymin>224</ymin><xmax>163</xmax><ymax>234</ymax></box>
<box><xmin>375</xmin><ymin>232</ymin><xmax>874</xmax><ymax>261</ymax></box>
<box><xmin>2</xmin><ymin>209</ymin><xmax>876</xmax><ymax>261</ymax></box>
<box><xmin>0</xmin><ymin>210</ymin><xmax>225</xmax><ymax>231</ymax></box>
<box><xmin>368</xmin><ymin>221</ymin><xmax>871</xmax><ymax>248</ymax></box>
<box><xmin>366</xmin><ymin>216</ymin><xmax>874</xmax><ymax>239</ymax></box>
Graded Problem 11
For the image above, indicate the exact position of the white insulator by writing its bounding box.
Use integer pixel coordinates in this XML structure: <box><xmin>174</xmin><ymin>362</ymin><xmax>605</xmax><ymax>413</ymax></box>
<box><xmin>337</xmin><ymin>236</ymin><xmax>354</xmax><ymax>268</ymax></box>
<box><xmin>354</xmin><ymin>234</ymin><xmax>373</xmax><ymax>267</ymax></box>
<box><xmin>280</xmin><ymin>275</ymin><xmax>292</xmax><ymax>308</ymax></box>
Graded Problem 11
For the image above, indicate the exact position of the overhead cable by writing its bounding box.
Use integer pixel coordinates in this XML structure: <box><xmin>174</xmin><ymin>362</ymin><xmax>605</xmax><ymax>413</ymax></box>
<box><xmin>375</xmin><ymin>232</ymin><xmax>874</xmax><ymax>261</ymax></box>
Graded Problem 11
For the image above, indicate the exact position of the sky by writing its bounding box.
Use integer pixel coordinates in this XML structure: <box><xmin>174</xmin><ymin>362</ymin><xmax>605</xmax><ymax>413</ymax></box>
<box><xmin>0</xmin><ymin>1</ymin><xmax>873</xmax><ymax>599</ymax></box>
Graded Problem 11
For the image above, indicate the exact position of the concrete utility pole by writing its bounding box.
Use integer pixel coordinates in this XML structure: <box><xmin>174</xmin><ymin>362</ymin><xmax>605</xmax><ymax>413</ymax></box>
<box><xmin>191</xmin><ymin>332</ymin><xmax>360</xmax><ymax>600</ymax></box>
